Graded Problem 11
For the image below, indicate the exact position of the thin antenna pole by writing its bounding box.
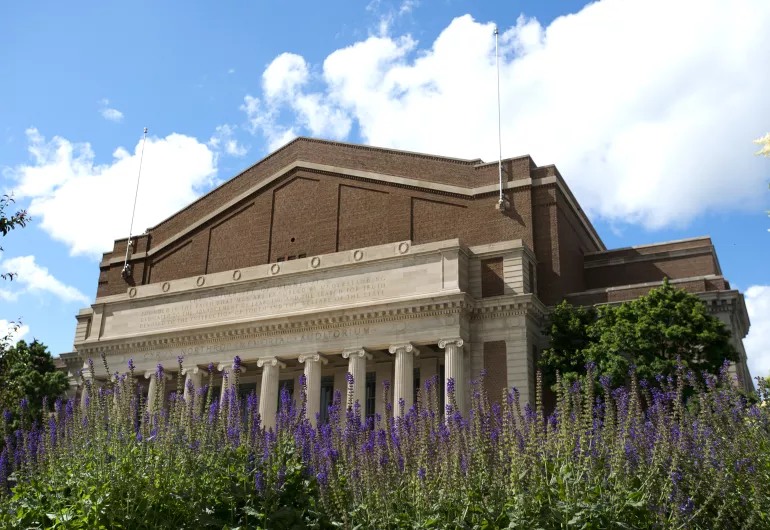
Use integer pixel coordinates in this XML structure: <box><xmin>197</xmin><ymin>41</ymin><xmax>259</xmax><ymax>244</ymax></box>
<box><xmin>494</xmin><ymin>27</ymin><xmax>503</xmax><ymax>203</ymax></box>
<box><xmin>123</xmin><ymin>127</ymin><xmax>148</xmax><ymax>271</ymax></box>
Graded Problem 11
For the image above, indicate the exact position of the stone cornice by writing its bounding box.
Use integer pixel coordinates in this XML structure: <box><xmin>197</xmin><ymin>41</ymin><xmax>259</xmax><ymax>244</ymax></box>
<box><xmin>75</xmin><ymin>295</ymin><xmax>474</xmax><ymax>357</ymax></box>
<box><xmin>470</xmin><ymin>294</ymin><xmax>547</xmax><ymax>321</ymax></box>
<box><xmin>73</xmin><ymin>291</ymin><xmax>545</xmax><ymax>360</ymax></box>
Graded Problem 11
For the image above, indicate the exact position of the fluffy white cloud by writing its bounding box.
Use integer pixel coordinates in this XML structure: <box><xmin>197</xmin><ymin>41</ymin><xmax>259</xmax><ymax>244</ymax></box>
<box><xmin>5</xmin><ymin>128</ymin><xmax>217</xmax><ymax>258</ymax></box>
<box><xmin>243</xmin><ymin>53</ymin><xmax>351</xmax><ymax>150</ymax></box>
<box><xmin>0</xmin><ymin>319</ymin><xmax>29</xmax><ymax>346</ymax></box>
<box><xmin>745</xmin><ymin>285</ymin><xmax>770</xmax><ymax>380</ymax></box>
<box><xmin>99</xmin><ymin>99</ymin><xmax>124</xmax><ymax>122</ymax></box>
<box><xmin>247</xmin><ymin>0</ymin><xmax>770</xmax><ymax>228</ymax></box>
<box><xmin>209</xmin><ymin>124</ymin><xmax>248</xmax><ymax>157</ymax></box>
<box><xmin>0</xmin><ymin>255</ymin><xmax>89</xmax><ymax>304</ymax></box>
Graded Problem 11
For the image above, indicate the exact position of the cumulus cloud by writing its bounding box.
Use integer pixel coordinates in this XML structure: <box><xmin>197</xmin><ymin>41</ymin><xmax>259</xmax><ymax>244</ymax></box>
<box><xmin>242</xmin><ymin>53</ymin><xmax>351</xmax><ymax>151</ymax></box>
<box><xmin>209</xmin><ymin>124</ymin><xmax>248</xmax><ymax>157</ymax></box>
<box><xmin>745</xmin><ymin>285</ymin><xmax>770</xmax><ymax>380</ymax></box>
<box><xmin>99</xmin><ymin>99</ymin><xmax>124</xmax><ymax>122</ymax></box>
<box><xmin>0</xmin><ymin>255</ymin><xmax>89</xmax><ymax>304</ymax></box>
<box><xmin>244</xmin><ymin>0</ymin><xmax>770</xmax><ymax>229</ymax></box>
<box><xmin>4</xmin><ymin>128</ymin><xmax>217</xmax><ymax>258</ymax></box>
<box><xmin>0</xmin><ymin>319</ymin><xmax>29</xmax><ymax>346</ymax></box>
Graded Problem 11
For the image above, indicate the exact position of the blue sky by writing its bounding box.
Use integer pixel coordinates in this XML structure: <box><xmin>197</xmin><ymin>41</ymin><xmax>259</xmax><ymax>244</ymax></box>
<box><xmin>0</xmin><ymin>0</ymin><xmax>768</xmax><ymax>377</ymax></box>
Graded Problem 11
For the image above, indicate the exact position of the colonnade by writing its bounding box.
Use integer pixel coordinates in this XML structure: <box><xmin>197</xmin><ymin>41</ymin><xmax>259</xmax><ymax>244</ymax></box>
<box><xmin>81</xmin><ymin>338</ymin><xmax>466</xmax><ymax>432</ymax></box>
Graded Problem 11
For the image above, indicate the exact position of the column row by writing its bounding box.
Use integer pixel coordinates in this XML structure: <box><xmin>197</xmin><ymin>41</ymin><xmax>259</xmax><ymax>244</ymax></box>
<box><xmin>87</xmin><ymin>338</ymin><xmax>465</xmax><ymax>432</ymax></box>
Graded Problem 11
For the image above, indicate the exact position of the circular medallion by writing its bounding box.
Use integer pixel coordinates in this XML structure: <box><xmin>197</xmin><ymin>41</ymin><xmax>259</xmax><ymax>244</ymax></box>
<box><xmin>232</xmin><ymin>270</ymin><xmax>242</xmax><ymax>281</ymax></box>
<box><xmin>398</xmin><ymin>242</ymin><xmax>410</xmax><ymax>254</ymax></box>
<box><xmin>128</xmin><ymin>287</ymin><xmax>137</xmax><ymax>298</ymax></box>
<box><xmin>270</xmin><ymin>263</ymin><xmax>280</xmax><ymax>275</ymax></box>
<box><xmin>162</xmin><ymin>282</ymin><xmax>170</xmax><ymax>293</ymax></box>
<box><xmin>196</xmin><ymin>276</ymin><xmax>205</xmax><ymax>287</ymax></box>
<box><xmin>353</xmin><ymin>250</ymin><xmax>364</xmax><ymax>262</ymax></box>
<box><xmin>310</xmin><ymin>256</ymin><xmax>321</xmax><ymax>269</ymax></box>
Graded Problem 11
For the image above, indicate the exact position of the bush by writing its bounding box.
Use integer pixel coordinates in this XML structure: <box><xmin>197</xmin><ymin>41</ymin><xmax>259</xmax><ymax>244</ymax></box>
<box><xmin>0</xmin><ymin>355</ymin><xmax>768</xmax><ymax>529</ymax></box>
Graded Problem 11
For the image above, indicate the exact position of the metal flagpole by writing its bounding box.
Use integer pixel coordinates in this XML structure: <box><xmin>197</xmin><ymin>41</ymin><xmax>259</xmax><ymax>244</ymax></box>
<box><xmin>122</xmin><ymin>127</ymin><xmax>148</xmax><ymax>279</ymax></box>
<box><xmin>494</xmin><ymin>27</ymin><xmax>508</xmax><ymax>213</ymax></box>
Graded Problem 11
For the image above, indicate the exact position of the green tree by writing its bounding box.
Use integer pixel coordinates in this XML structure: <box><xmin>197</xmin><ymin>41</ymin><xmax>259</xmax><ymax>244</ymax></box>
<box><xmin>0</xmin><ymin>340</ymin><xmax>68</xmax><ymax>421</ymax></box>
<box><xmin>539</xmin><ymin>279</ymin><xmax>738</xmax><ymax>390</ymax></box>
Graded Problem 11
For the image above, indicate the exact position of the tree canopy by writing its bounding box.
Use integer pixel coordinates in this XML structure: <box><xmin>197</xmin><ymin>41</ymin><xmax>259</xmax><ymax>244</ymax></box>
<box><xmin>0</xmin><ymin>340</ymin><xmax>68</xmax><ymax>422</ymax></box>
<box><xmin>539</xmin><ymin>279</ymin><xmax>738</xmax><ymax>390</ymax></box>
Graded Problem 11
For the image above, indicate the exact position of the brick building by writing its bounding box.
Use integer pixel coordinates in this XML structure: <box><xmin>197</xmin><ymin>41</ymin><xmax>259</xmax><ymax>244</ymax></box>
<box><xmin>59</xmin><ymin>138</ymin><xmax>753</xmax><ymax>425</ymax></box>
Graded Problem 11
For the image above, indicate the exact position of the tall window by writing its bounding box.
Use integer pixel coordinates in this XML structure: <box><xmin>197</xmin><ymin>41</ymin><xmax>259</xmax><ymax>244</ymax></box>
<box><xmin>365</xmin><ymin>372</ymin><xmax>376</xmax><ymax>421</ymax></box>
<box><xmin>319</xmin><ymin>376</ymin><xmax>334</xmax><ymax>424</ymax></box>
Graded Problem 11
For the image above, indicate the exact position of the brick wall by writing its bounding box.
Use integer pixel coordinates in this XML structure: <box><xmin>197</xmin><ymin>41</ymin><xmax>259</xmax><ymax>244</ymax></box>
<box><xmin>93</xmin><ymin>139</ymin><xmax>732</xmax><ymax>310</ymax></box>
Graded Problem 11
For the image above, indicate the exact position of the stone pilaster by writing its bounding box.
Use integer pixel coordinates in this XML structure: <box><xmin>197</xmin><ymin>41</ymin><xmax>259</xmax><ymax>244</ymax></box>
<box><xmin>257</xmin><ymin>357</ymin><xmax>286</xmax><ymax>431</ymax></box>
<box><xmin>388</xmin><ymin>343</ymin><xmax>419</xmax><ymax>416</ymax></box>
<box><xmin>342</xmin><ymin>348</ymin><xmax>372</xmax><ymax>414</ymax></box>
<box><xmin>439</xmin><ymin>338</ymin><xmax>465</xmax><ymax>417</ymax></box>
<box><xmin>298</xmin><ymin>353</ymin><xmax>327</xmax><ymax>426</ymax></box>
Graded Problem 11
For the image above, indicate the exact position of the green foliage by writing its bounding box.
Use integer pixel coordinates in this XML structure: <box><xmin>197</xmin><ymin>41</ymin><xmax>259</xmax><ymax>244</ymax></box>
<box><xmin>540</xmin><ymin>279</ymin><xmax>738</xmax><ymax>390</ymax></box>
<box><xmin>0</xmin><ymin>194</ymin><xmax>30</xmax><ymax>281</ymax></box>
<box><xmin>0</xmin><ymin>340</ymin><xmax>69</xmax><ymax>425</ymax></box>
<box><xmin>1</xmin><ymin>356</ymin><xmax>768</xmax><ymax>529</ymax></box>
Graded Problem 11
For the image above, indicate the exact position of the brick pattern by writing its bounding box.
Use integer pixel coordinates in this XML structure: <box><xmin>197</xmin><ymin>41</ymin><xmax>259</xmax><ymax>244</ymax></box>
<box><xmin>585</xmin><ymin>254</ymin><xmax>718</xmax><ymax>291</ymax></box>
<box><xmin>483</xmin><ymin>341</ymin><xmax>508</xmax><ymax>404</ymax></box>
<box><xmin>93</xmin><ymin>140</ymin><xmax>735</xmax><ymax>309</ymax></box>
<box><xmin>566</xmin><ymin>277</ymin><xmax>728</xmax><ymax>306</ymax></box>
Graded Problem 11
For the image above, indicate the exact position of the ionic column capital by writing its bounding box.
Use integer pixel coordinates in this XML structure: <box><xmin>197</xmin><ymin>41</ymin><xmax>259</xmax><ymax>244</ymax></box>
<box><xmin>217</xmin><ymin>363</ymin><xmax>248</xmax><ymax>373</ymax></box>
<box><xmin>342</xmin><ymin>347</ymin><xmax>373</xmax><ymax>360</ymax></box>
<box><xmin>298</xmin><ymin>353</ymin><xmax>328</xmax><ymax>364</ymax></box>
<box><xmin>144</xmin><ymin>370</ymin><xmax>172</xmax><ymax>380</ymax></box>
<box><xmin>438</xmin><ymin>337</ymin><xmax>464</xmax><ymax>350</ymax></box>
<box><xmin>388</xmin><ymin>342</ymin><xmax>420</xmax><ymax>356</ymax></box>
<box><xmin>182</xmin><ymin>366</ymin><xmax>200</xmax><ymax>376</ymax></box>
<box><xmin>257</xmin><ymin>357</ymin><xmax>287</xmax><ymax>369</ymax></box>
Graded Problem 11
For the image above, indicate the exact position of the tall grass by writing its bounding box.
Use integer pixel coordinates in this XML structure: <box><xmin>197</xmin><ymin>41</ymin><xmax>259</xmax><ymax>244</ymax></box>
<box><xmin>1</xmin><ymin>354</ymin><xmax>768</xmax><ymax>529</ymax></box>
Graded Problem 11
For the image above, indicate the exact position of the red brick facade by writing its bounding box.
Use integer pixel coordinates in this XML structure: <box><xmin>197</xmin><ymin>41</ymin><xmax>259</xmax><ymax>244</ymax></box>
<box><xmin>95</xmin><ymin>138</ymin><xmax>728</xmax><ymax>308</ymax></box>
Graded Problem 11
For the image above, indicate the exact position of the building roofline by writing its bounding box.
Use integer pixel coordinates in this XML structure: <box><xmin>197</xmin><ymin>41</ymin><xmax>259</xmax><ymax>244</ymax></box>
<box><xmin>584</xmin><ymin>236</ymin><xmax>713</xmax><ymax>257</ymax></box>
<box><xmin>118</xmin><ymin>137</ymin><xmax>538</xmax><ymax>242</ymax></box>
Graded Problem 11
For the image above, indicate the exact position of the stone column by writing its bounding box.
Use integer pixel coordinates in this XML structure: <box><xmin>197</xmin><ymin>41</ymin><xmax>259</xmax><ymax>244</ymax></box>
<box><xmin>218</xmin><ymin>362</ymin><xmax>247</xmax><ymax>406</ymax></box>
<box><xmin>144</xmin><ymin>370</ymin><xmax>158</xmax><ymax>412</ymax></box>
<box><xmin>439</xmin><ymin>338</ymin><xmax>465</xmax><ymax>417</ymax></box>
<box><xmin>257</xmin><ymin>357</ymin><xmax>286</xmax><ymax>431</ymax></box>
<box><xmin>388</xmin><ymin>343</ymin><xmax>419</xmax><ymax>416</ymax></box>
<box><xmin>342</xmin><ymin>348</ymin><xmax>372</xmax><ymax>414</ymax></box>
<box><xmin>298</xmin><ymin>353</ymin><xmax>327</xmax><ymax>426</ymax></box>
<box><xmin>182</xmin><ymin>366</ymin><xmax>202</xmax><ymax>402</ymax></box>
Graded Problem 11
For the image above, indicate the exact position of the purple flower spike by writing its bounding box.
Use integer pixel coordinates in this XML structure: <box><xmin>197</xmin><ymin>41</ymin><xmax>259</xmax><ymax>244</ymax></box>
<box><xmin>208</xmin><ymin>362</ymin><xmax>215</xmax><ymax>374</ymax></box>
<box><xmin>346</xmin><ymin>372</ymin><xmax>355</xmax><ymax>385</ymax></box>
<box><xmin>233</xmin><ymin>356</ymin><xmax>242</xmax><ymax>370</ymax></box>
<box><xmin>128</xmin><ymin>358</ymin><xmax>135</xmax><ymax>371</ymax></box>
<box><xmin>156</xmin><ymin>363</ymin><xmax>165</xmax><ymax>378</ymax></box>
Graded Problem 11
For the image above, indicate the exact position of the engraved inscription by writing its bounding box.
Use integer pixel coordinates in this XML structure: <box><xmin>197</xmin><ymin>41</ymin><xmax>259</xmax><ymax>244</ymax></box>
<box><xmin>177</xmin><ymin>326</ymin><xmax>372</xmax><ymax>357</ymax></box>
<box><xmin>137</xmin><ymin>275</ymin><xmax>388</xmax><ymax>331</ymax></box>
